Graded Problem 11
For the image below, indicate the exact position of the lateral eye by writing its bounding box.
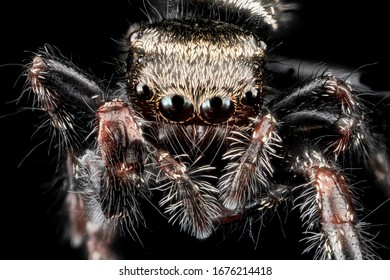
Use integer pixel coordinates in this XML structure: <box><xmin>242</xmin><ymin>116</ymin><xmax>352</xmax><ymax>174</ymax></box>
<box><xmin>200</xmin><ymin>96</ymin><xmax>234</xmax><ymax>123</ymax></box>
<box><xmin>159</xmin><ymin>94</ymin><xmax>194</xmax><ymax>122</ymax></box>
<box><xmin>241</xmin><ymin>87</ymin><xmax>261</xmax><ymax>106</ymax></box>
<box><xmin>135</xmin><ymin>82</ymin><xmax>153</xmax><ymax>100</ymax></box>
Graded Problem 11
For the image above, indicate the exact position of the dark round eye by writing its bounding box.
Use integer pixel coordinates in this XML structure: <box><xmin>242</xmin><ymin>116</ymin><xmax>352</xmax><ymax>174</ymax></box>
<box><xmin>136</xmin><ymin>55</ymin><xmax>144</xmax><ymax>64</ymax></box>
<box><xmin>159</xmin><ymin>94</ymin><xmax>194</xmax><ymax>122</ymax></box>
<box><xmin>241</xmin><ymin>87</ymin><xmax>261</xmax><ymax>106</ymax></box>
<box><xmin>127</xmin><ymin>52</ymin><xmax>144</xmax><ymax>71</ymax></box>
<box><xmin>252</xmin><ymin>62</ymin><xmax>261</xmax><ymax>71</ymax></box>
<box><xmin>200</xmin><ymin>96</ymin><xmax>234</xmax><ymax>123</ymax></box>
<box><xmin>135</xmin><ymin>82</ymin><xmax>153</xmax><ymax>100</ymax></box>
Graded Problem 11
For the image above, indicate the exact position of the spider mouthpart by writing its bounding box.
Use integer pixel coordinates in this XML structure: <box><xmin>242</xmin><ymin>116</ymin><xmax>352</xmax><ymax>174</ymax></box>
<box><xmin>159</xmin><ymin>94</ymin><xmax>194</xmax><ymax>122</ymax></box>
<box><xmin>200</xmin><ymin>96</ymin><xmax>235</xmax><ymax>123</ymax></box>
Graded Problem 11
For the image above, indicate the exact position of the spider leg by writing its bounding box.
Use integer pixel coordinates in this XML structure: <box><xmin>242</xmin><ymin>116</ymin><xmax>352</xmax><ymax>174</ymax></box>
<box><xmin>74</xmin><ymin>100</ymin><xmax>148</xmax><ymax>259</ymax></box>
<box><xmin>218</xmin><ymin>183</ymin><xmax>291</xmax><ymax>224</ymax></box>
<box><xmin>64</xmin><ymin>153</ymin><xmax>86</xmax><ymax>248</ymax></box>
<box><xmin>269</xmin><ymin>59</ymin><xmax>390</xmax><ymax>197</ymax></box>
<box><xmin>27</xmin><ymin>46</ymin><xmax>101</xmax><ymax>149</ymax></box>
<box><xmin>274</xmin><ymin>75</ymin><xmax>373</xmax><ymax>153</ymax></box>
<box><xmin>290</xmin><ymin>144</ymin><xmax>369</xmax><ymax>259</ymax></box>
<box><xmin>273</xmin><ymin>75</ymin><xmax>380</xmax><ymax>259</ymax></box>
<box><xmin>28</xmin><ymin>49</ymin><xmax>107</xmax><ymax>257</ymax></box>
<box><xmin>218</xmin><ymin>113</ymin><xmax>282</xmax><ymax>210</ymax></box>
<box><xmin>28</xmin><ymin>49</ymin><xmax>149</xmax><ymax>259</ymax></box>
<box><xmin>151</xmin><ymin>147</ymin><xmax>220</xmax><ymax>239</ymax></box>
<box><xmin>68</xmin><ymin>151</ymin><xmax>120</xmax><ymax>259</ymax></box>
<box><xmin>96</xmin><ymin>100</ymin><xmax>146</xmax><ymax>221</ymax></box>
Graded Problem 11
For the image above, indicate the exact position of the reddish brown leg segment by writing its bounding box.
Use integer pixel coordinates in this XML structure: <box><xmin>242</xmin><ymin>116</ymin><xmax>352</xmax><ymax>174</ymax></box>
<box><xmin>219</xmin><ymin>113</ymin><xmax>280</xmax><ymax>210</ymax></box>
<box><xmin>97</xmin><ymin>100</ymin><xmax>145</xmax><ymax>220</ymax></box>
<box><xmin>297</xmin><ymin>150</ymin><xmax>365</xmax><ymax>259</ymax></box>
<box><xmin>313</xmin><ymin>167</ymin><xmax>362</xmax><ymax>259</ymax></box>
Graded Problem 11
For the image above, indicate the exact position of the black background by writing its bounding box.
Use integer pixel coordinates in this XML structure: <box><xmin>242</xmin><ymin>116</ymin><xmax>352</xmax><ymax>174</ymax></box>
<box><xmin>1</xmin><ymin>0</ymin><xmax>390</xmax><ymax>260</ymax></box>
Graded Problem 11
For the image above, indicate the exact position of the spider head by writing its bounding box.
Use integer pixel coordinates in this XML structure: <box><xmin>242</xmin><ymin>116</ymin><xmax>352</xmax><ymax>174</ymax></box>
<box><xmin>126</xmin><ymin>19</ymin><xmax>266</xmax><ymax>126</ymax></box>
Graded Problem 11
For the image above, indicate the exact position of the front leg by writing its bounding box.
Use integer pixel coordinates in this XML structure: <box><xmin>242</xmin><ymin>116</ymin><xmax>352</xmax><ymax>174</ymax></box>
<box><xmin>219</xmin><ymin>113</ymin><xmax>282</xmax><ymax>210</ymax></box>
<box><xmin>27</xmin><ymin>46</ymin><xmax>102</xmax><ymax>149</ymax></box>
<box><xmin>75</xmin><ymin>100</ymin><xmax>148</xmax><ymax>259</ymax></box>
<box><xmin>291</xmin><ymin>144</ymin><xmax>370</xmax><ymax>259</ymax></box>
<box><xmin>28</xmin><ymin>49</ymin><xmax>148</xmax><ymax>259</ymax></box>
<box><xmin>152</xmin><ymin>148</ymin><xmax>220</xmax><ymax>239</ymax></box>
<box><xmin>96</xmin><ymin>100</ymin><xmax>147</xmax><ymax>222</ymax></box>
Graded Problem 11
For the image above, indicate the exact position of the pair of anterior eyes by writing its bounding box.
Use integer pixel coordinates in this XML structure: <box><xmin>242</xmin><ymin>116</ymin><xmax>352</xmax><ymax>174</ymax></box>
<box><xmin>135</xmin><ymin>82</ymin><xmax>261</xmax><ymax>123</ymax></box>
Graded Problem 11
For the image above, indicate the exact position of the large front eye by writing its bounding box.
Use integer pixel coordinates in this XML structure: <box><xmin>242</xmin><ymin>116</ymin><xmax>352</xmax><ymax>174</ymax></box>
<box><xmin>200</xmin><ymin>96</ymin><xmax>234</xmax><ymax>123</ymax></box>
<box><xmin>159</xmin><ymin>94</ymin><xmax>194</xmax><ymax>122</ymax></box>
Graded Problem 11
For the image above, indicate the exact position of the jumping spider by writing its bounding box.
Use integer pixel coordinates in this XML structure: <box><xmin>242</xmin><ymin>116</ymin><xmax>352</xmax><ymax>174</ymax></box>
<box><xmin>25</xmin><ymin>0</ymin><xmax>390</xmax><ymax>259</ymax></box>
